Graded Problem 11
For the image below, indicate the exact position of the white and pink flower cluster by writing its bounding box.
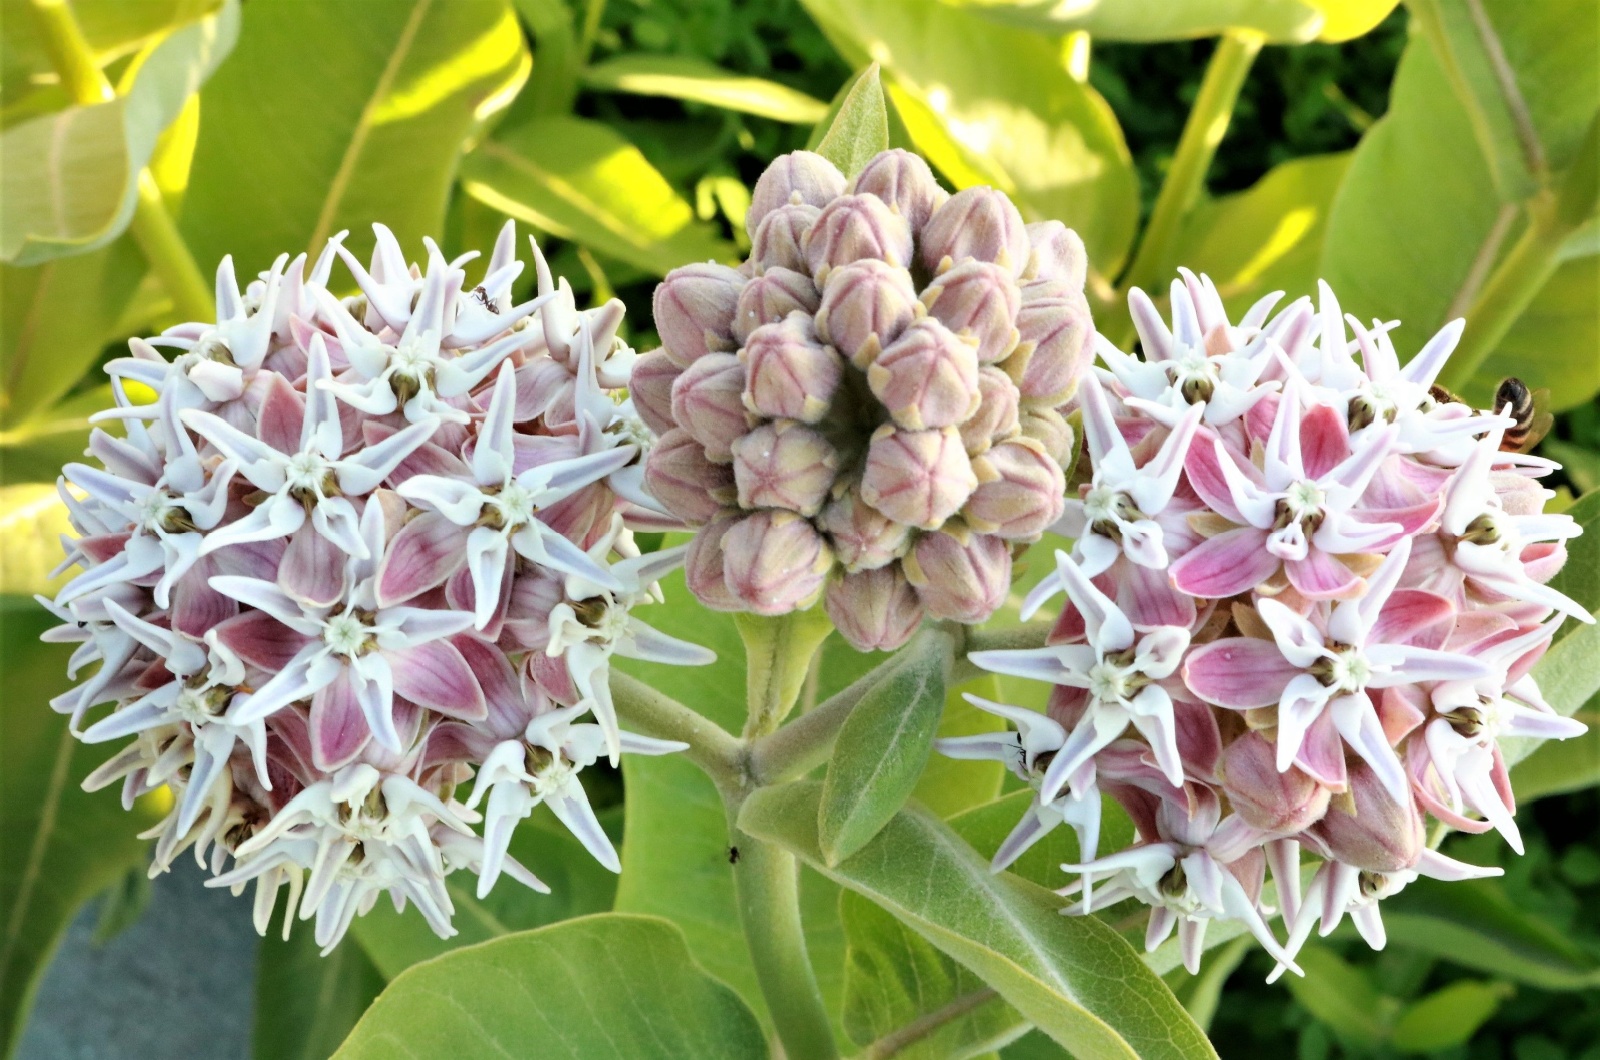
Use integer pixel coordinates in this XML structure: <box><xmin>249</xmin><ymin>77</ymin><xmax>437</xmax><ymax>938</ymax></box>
<box><xmin>41</xmin><ymin>223</ymin><xmax>710</xmax><ymax>952</ymax></box>
<box><xmin>941</xmin><ymin>271</ymin><xmax>1592</xmax><ymax>976</ymax></box>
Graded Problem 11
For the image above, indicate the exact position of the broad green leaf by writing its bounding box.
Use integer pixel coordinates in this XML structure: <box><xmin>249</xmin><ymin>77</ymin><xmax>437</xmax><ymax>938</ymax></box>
<box><xmin>461</xmin><ymin>115</ymin><xmax>736</xmax><ymax>277</ymax></box>
<box><xmin>0</xmin><ymin>485</ymin><xmax>75</xmax><ymax>596</ymax></box>
<box><xmin>0</xmin><ymin>383</ymin><xmax>144</xmax><ymax>486</ymax></box>
<box><xmin>1382</xmin><ymin>876</ymin><xmax>1600</xmax><ymax>990</ymax></box>
<box><xmin>911</xmin><ymin>673</ymin><xmax>1006</xmax><ymax>819</ymax></box>
<box><xmin>1174</xmin><ymin>936</ymin><xmax>1251</xmax><ymax>1034</ymax></box>
<box><xmin>740</xmin><ymin>781</ymin><xmax>1218</xmax><ymax>1060</ymax></box>
<box><xmin>1512</xmin><ymin>708</ymin><xmax>1600</xmax><ymax>802</ymax></box>
<box><xmin>0</xmin><ymin>0</ymin><xmax>221</xmax><ymax>105</ymax></box>
<box><xmin>181</xmin><ymin>0</ymin><xmax>529</xmax><ymax>280</ymax></box>
<box><xmin>800</xmin><ymin>0</ymin><xmax>1139</xmax><ymax>276</ymax></box>
<box><xmin>1475</xmin><ymin>253</ymin><xmax>1600</xmax><ymax>410</ymax></box>
<box><xmin>0</xmin><ymin>598</ymin><xmax>165</xmax><ymax>1055</ymax></box>
<box><xmin>819</xmin><ymin>630</ymin><xmax>950</xmax><ymax>864</ymax></box>
<box><xmin>0</xmin><ymin>0</ymin><xmax>238</xmax><ymax>265</ymax></box>
<box><xmin>841</xmin><ymin>890</ymin><xmax>1025</xmax><ymax>1059</ymax></box>
<box><xmin>584</xmin><ymin>55</ymin><xmax>828</xmax><ymax>124</ymax></box>
<box><xmin>1389</xmin><ymin>979</ymin><xmax>1511</xmax><ymax>1054</ymax></box>
<box><xmin>947</xmin><ymin>789</ymin><xmax>1135</xmax><ymax>892</ymax></box>
<box><xmin>254</xmin><ymin>932</ymin><xmax>384</xmax><ymax>1060</ymax></box>
<box><xmin>333</xmin><ymin>915</ymin><xmax>767</xmax><ymax>1060</ymax></box>
<box><xmin>509</xmin><ymin>0</ymin><xmax>580</xmax><ymax>117</ymax></box>
<box><xmin>936</xmin><ymin>0</ymin><xmax>1322</xmax><ymax>42</ymax></box>
<box><xmin>1280</xmin><ymin>946</ymin><xmax>1392</xmax><ymax>1047</ymax></box>
<box><xmin>812</xmin><ymin>64</ymin><xmax>890</xmax><ymax>177</ymax></box>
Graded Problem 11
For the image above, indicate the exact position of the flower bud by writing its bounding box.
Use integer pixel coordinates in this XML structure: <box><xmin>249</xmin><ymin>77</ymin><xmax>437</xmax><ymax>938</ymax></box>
<box><xmin>920</xmin><ymin>186</ymin><xmax>1029</xmax><ymax>277</ymax></box>
<box><xmin>1007</xmin><ymin>289</ymin><xmax>1092</xmax><ymax>406</ymax></box>
<box><xmin>733</xmin><ymin>267</ymin><xmax>820</xmax><ymax>344</ymax></box>
<box><xmin>643</xmin><ymin>429</ymin><xmax>737</xmax><ymax>525</ymax></box>
<box><xmin>1310</xmin><ymin>760</ymin><xmax>1425</xmax><ymax>873</ymax></box>
<box><xmin>1017</xmin><ymin>405</ymin><xmax>1075</xmax><ymax>465</ymax></box>
<box><xmin>960</xmin><ymin>366</ymin><xmax>1022</xmax><ymax>454</ymax></box>
<box><xmin>1022</xmin><ymin>220</ymin><xmax>1087</xmax><ymax>289</ymax></box>
<box><xmin>1219</xmin><ymin>731</ymin><xmax>1331</xmax><ymax>835</ymax></box>
<box><xmin>846</xmin><ymin>149</ymin><xmax>947</xmax><ymax>236</ymax></box>
<box><xmin>903</xmin><ymin>526</ymin><xmax>1011</xmax><ymax>622</ymax></box>
<box><xmin>746</xmin><ymin>150</ymin><xmax>846</xmax><ymax>235</ymax></box>
<box><xmin>921</xmin><ymin>260</ymin><xmax>1021</xmax><ymax>365</ymax></box>
<box><xmin>685</xmin><ymin>510</ymin><xmax>745</xmax><ymax>611</ymax></box>
<box><xmin>740</xmin><ymin>312</ymin><xmax>844</xmax><ymax>423</ymax></box>
<box><xmin>861</xmin><ymin>425</ymin><xmax>978</xmax><ymax>530</ymax></box>
<box><xmin>629</xmin><ymin>349</ymin><xmax>682</xmax><ymax>437</ymax></box>
<box><xmin>964</xmin><ymin>438</ymin><xmax>1065</xmax><ymax>539</ymax></box>
<box><xmin>721</xmin><ymin>509</ymin><xmax>832</xmax><ymax>615</ymax></box>
<box><xmin>803</xmin><ymin>193</ymin><xmax>914</xmax><ymax>284</ymax></box>
<box><xmin>670</xmin><ymin>352</ymin><xmax>749</xmax><ymax>462</ymax></box>
<box><xmin>750</xmin><ymin>204</ymin><xmax>820</xmax><ymax>275</ymax></box>
<box><xmin>818</xmin><ymin>486</ymin><xmax>911</xmax><ymax>572</ymax></box>
<box><xmin>653</xmin><ymin>263</ymin><xmax>745</xmax><ymax>367</ymax></box>
<box><xmin>814</xmin><ymin>259</ymin><xmax>921</xmax><ymax>368</ymax></box>
<box><xmin>868</xmin><ymin>318</ymin><xmax>981</xmax><ymax>430</ymax></box>
<box><xmin>825</xmin><ymin>565</ymin><xmax>925</xmax><ymax>652</ymax></box>
<box><xmin>731</xmin><ymin>420</ymin><xmax>839</xmax><ymax>517</ymax></box>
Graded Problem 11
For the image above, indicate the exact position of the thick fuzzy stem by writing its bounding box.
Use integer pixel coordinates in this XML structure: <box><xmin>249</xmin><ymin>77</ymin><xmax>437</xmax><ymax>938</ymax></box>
<box><xmin>737</xmin><ymin>608</ymin><xmax>835</xmax><ymax>737</ymax></box>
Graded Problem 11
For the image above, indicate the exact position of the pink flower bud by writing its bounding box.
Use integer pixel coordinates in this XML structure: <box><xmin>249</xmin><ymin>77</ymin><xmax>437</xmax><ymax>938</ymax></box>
<box><xmin>721</xmin><ymin>509</ymin><xmax>833</xmax><ymax>615</ymax></box>
<box><xmin>1022</xmin><ymin>220</ymin><xmax>1087</xmax><ymax>288</ymax></box>
<box><xmin>803</xmin><ymin>194</ymin><xmax>914</xmax><ymax>284</ymax></box>
<box><xmin>1007</xmin><ymin>288</ymin><xmax>1092</xmax><ymax>406</ymax></box>
<box><xmin>643</xmin><ymin>429</ymin><xmax>737</xmax><ymax>525</ymax></box>
<box><xmin>629</xmin><ymin>349</ymin><xmax>682</xmax><ymax>437</ymax></box>
<box><xmin>750</xmin><ymin>203</ymin><xmax>820</xmax><ymax>275</ymax></box>
<box><xmin>1219</xmin><ymin>731</ymin><xmax>1331</xmax><ymax>835</ymax></box>
<box><xmin>920</xmin><ymin>186</ymin><xmax>1029</xmax><ymax>277</ymax></box>
<box><xmin>921</xmin><ymin>260</ymin><xmax>1021</xmax><ymax>365</ymax></box>
<box><xmin>826</xmin><ymin>564</ymin><xmax>925</xmax><ymax>652</ymax></box>
<box><xmin>818</xmin><ymin>486</ymin><xmax>911</xmax><ymax>572</ymax></box>
<box><xmin>903</xmin><ymin>527</ymin><xmax>1011</xmax><ymax>622</ymax></box>
<box><xmin>670</xmin><ymin>352</ymin><xmax>749</xmax><ymax>462</ymax></box>
<box><xmin>846</xmin><ymin>149</ymin><xmax>948</xmax><ymax>236</ymax></box>
<box><xmin>1310</xmin><ymin>759</ymin><xmax>1425</xmax><ymax>873</ymax></box>
<box><xmin>746</xmin><ymin>150</ymin><xmax>846</xmax><ymax>235</ymax></box>
<box><xmin>960</xmin><ymin>366</ymin><xmax>1022</xmax><ymax>454</ymax></box>
<box><xmin>861</xmin><ymin>425</ymin><xmax>978</xmax><ymax>530</ymax></box>
<box><xmin>733</xmin><ymin>267</ymin><xmax>820</xmax><ymax>344</ymax></box>
<box><xmin>685</xmin><ymin>510</ymin><xmax>745</xmax><ymax>611</ymax></box>
<box><xmin>814</xmin><ymin>258</ymin><xmax>921</xmax><ymax>368</ymax></box>
<box><xmin>1017</xmin><ymin>405</ymin><xmax>1075</xmax><ymax>465</ymax></box>
<box><xmin>731</xmin><ymin>420</ymin><xmax>839</xmax><ymax>517</ymax></box>
<box><xmin>868</xmin><ymin>318</ymin><xmax>981</xmax><ymax>430</ymax></box>
<box><xmin>740</xmin><ymin>312</ymin><xmax>844</xmax><ymax>423</ymax></box>
<box><xmin>653</xmin><ymin>263</ymin><xmax>745</xmax><ymax>367</ymax></box>
<box><xmin>964</xmin><ymin>438</ymin><xmax>1066</xmax><ymax>540</ymax></box>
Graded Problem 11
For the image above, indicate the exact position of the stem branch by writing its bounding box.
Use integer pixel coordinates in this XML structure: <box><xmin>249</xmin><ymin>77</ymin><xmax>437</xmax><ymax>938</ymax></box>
<box><xmin>608</xmin><ymin>671</ymin><xmax>743</xmax><ymax>786</ymax></box>
<box><xmin>855</xmin><ymin>987</ymin><xmax>999</xmax><ymax>1060</ymax></box>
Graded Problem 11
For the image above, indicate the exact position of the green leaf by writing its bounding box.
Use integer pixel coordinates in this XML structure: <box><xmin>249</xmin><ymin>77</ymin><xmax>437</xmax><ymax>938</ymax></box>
<box><xmin>1</xmin><ymin>598</ymin><xmax>165</xmax><ymax>1055</ymax></box>
<box><xmin>181</xmin><ymin>0</ymin><xmax>529</xmax><ymax>280</ymax></box>
<box><xmin>0</xmin><ymin>485</ymin><xmax>76</xmax><ymax>597</ymax></box>
<box><xmin>911</xmin><ymin>673</ymin><xmax>1007</xmax><ymax>819</ymax></box>
<box><xmin>254</xmin><ymin>932</ymin><xmax>384</xmax><ymax>1060</ymax></box>
<box><xmin>812</xmin><ymin>64</ymin><xmax>890</xmax><ymax>177</ymax></box>
<box><xmin>840</xmin><ymin>890</ymin><xmax>1025</xmax><ymax>1059</ymax></box>
<box><xmin>1174</xmin><ymin>936</ymin><xmax>1251</xmax><ymax>1035</ymax></box>
<box><xmin>509</xmin><ymin>0</ymin><xmax>580</xmax><ymax>117</ymax></box>
<box><xmin>89</xmin><ymin>863</ymin><xmax>152</xmax><ymax>945</ymax></box>
<box><xmin>1389</xmin><ymin>979</ymin><xmax>1511</xmax><ymax>1054</ymax></box>
<box><xmin>934</xmin><ymin>0</ymin><xmax>1322</xmax><ymax>42</ymax></box>
<box><xmin>1280</xmin><ymin>946</ymin><xmax>1393</xmax><ymax>1047</ymax></box>
<box><xmin>800</xmin><ymin>0</ymin><xmax>1139</xmax><ymax>276</ymax></box>
<box><xmin>0</xmin><ymin>0</ymin><xmax>238</xmax><ymax>265</ymax></box>
<box><xmin>332</xmin><ymin>914</ymin><xmax>768</xmax><ymax>1060</ymax></box>
<box><xmin>819</xmin><ymin>630</ymin><xmax>950</xmax><ymax>865</ymax></box>
<box><xmin>1512</xmin><ymin>708</ymin><xmax>1600</xmax><ymax>802</ymax></box>
<box><xmin>740</xmin><ymin>781</ymin><xmax>1218</xmax><ymax>1060</ymax></box>
<box><xmin>1</xmin><ymin>0</ymin><xmax>221</xmax><ymax>105</ymax></box>
<box><xmin>1472</xmin><ymin>253</ymin><xmax>1600</xmax><ymax>410</ymax></box>
<box><xmin>461</xmin><ymin>115</ymin><xmax>736</xmax><ymax>277</ymax></box>
<box><xmin>584</xmin><ymin>55</ymin><xmax>828</xmax><ymax>124</ymax></box>
<box><xmin>946</xmin><ymin>789</ymin><xmax>1135</xmax><ymax>892</ymax></box>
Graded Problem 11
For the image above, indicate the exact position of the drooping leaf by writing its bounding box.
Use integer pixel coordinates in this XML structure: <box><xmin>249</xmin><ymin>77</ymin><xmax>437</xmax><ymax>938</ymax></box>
<box><xmin>1388</xmin><ymin>979</ymin><xmax>1511</xmax><ymax>1054</ymax></box>
<box><xmin>840</xmin><ymin>890</ymin><xmax>1025</xmax><ymax>1059</ymax></box>
<box><xmin>0</xmin><ymin>598</ymin><xmax>165</xmax><ymax>1056</ymax></box>
<box><xmin>253</xmin><ymin>932</ymin><xmax>385</xmax><ymax>1060</ymax></box>
<box><xmin>332</xmin><ymin>915</ymin><xmax>768</xmax><ymax>1060</ymax></box>
<box><xmin>584</xmin><ymin>55</ymin><xmax>828</xmax><ymax>124</ymax></box>
<box><xmin>740</xmin><ymin>781</ymin><xmax>1218</xmax><ymax>1060</ymax></box>
<box><xmin>461</xmin><ymin>115</ymin><xmax>736</xmax><ymax>277</ymax></box>
<box><xmin>800</xmin><ymin>0</ymin><xmax>1139</xmax><ymax>276</ymax></box>
<box><xmin>812</xmin><ymin>64</ymin><xmax>890</xmax><ymax>177</ymax></box>
<box><xmin>1280</xmin><ymin>946</ymin><xmax>1393</xmax><ymax>1048</ymax></box>
<box><xmin>181</xmin><ymin>0</ymin><xmax>529</xmax><ymax>279</ymax></box>
<box><xmin>0</xmin><ymin>0</ymin><xmax>238</xmax><ymax>265</ymax></box>
<box><xmin>818</xmin><ymin>629</ymin><xmax>950</xmax><ymax>865</ymax></box>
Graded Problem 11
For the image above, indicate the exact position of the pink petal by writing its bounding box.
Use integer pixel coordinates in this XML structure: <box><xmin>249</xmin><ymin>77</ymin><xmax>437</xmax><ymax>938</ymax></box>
<box><xmin>1293</xmin><ymin>708</ymin><xmax>1347</xmax><ymax>789</ymax></box>
<box><xmin>280</xmin><ymin>525</ymin><xmax>348</xmax><ymax>607</ymax></box>
<box><xmin>255</xmin><ymin>373</ymin><xmax>305</xmax><ymax>455</ymax></box>
<box><xmin>310</xmin><ymin>668</ymin><xmax>372</xmax><ymax>770</ymax></box>
<box><xmin>1183</xmin><ymin>638</ymin><xmax>1299</xmax><ymax>708</ymax></box>
<box><xmin>1285</xmin><ymin>550</ymin><xmax>1361</xmax><ymax>600</ymax></box>
<box><xmin>1372</xmin><ymin>589</ymin><xmax>1454</xmax><ymax>649</ymax></box>
<box><xmin>451</xmin><ymin>633</ymin><xmax>529</xmax><ymax>738</ymax></box>
<box><xmin>388</xmin><ymin>640</ymin><xmax>486</xmax><ymax>720</ymax></box>
<box><xmin>212</xmin><ymin>611</ymin><xmax>313</xmax><ymax>671</ymax></box>
<box><xmin>1298</xmin><ymin>403</ymin><xmax>1350</xmax><ymax>480</ymax></box>
<box><xmin>377</xmin><ymin>512</ymin><xmax>467</xmax><ymax>606</ymax></box>
<box><xmin>169</xmin><ymin>572</ymin><xmax>239</xmax><ymax>637</ymax></box>
<box><xmin>1183</xmin><ymin>436</ymin><xmax>1247</xmax><ymax>523</ymax></box>
<box><xmin>1170</xmin><ymin>527</ymin><xmax>1277</xmax><ymax>598</ymax></box>
<box><xmin>1119</xmin><ymin>559</ymin><xmax>1197</xmax><ymax>628</ymax></box>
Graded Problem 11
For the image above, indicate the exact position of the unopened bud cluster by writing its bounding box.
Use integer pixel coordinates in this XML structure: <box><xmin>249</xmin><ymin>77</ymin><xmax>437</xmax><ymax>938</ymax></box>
<box><xmin>941</xmin><ymin>272</ymin><xmax>1591</xmax><ymax>976</ymax></box>
<box><xmin>636</xmin><ymin>149</ymin><xmax>1094</xmax><ymax>650</ymax></box>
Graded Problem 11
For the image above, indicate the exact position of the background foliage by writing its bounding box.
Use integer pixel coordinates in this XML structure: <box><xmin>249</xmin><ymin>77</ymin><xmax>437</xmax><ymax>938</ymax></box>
<box><xmin>1</xmin><ymin>0</ymin><xmax>1596</xmax><ymax>1058</ymax></box>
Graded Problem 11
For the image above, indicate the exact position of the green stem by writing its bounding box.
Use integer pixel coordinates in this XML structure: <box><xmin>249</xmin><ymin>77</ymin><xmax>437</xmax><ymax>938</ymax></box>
<box><xmin>1116</xmin><ymin>30</ymin><xmax>1264</xmax><ymax>306</ymax></box>
<box><xmin>608</xmin><ymin>671</ymin><xmax>744</xmax><ymax>786</ymax></box>
<box><xmin>737</xmin><ymin>609</ymin><xmax>834</xmax><ymax>737</ymax></box>
<box><xmin>28</xmin><ymin>0</ymin><xmax>214</xmax><ymax>322</ymax></box>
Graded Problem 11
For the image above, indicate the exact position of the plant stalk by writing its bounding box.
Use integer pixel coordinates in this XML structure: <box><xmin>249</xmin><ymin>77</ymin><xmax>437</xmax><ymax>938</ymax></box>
<box><xmin>737</xmin><ymin>609</ymin><xmax>834</xmax><ymax>737</ymax></box>
<box><xmin>608</xmin><ymin>671</ymin><xmax>744</xmax><ymax>785</ymax></box>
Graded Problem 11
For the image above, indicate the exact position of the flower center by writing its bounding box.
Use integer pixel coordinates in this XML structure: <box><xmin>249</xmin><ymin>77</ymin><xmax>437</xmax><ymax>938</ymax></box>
<box><xmin>1274</xmin><ymin>481</ymin><xmax>1326</xmax><ymax>530</ymax></box>
<box><xmin>1313</xmin><ymin>644</ymin><xmax>1371</xmax><ymax>693</ymax></box>
<box><xmin>174</xmin><ymin>676</ymin><xmax>232</xmax><ymax>724</ymax></box>
<box><xmin>1088</xmin><ymin>651</ymin><xmax>1146</xmax><ymax>703</ymax></box>
<box><xmin>1084</xmin><ymin>485</ymin><xmax>1142</xmax><ymax>539</ymax></box>
<box><xmin>324</xmin><ymin>610</ymin><xmax>377</xmax><ymax>657</ymax></box>
<box><xmin>137</xmin><ymin>490</ymin><xmax>198</xmax><ymax>534</ymax></box>
<box><xmin>1169</xmin><ymin>351</ymin><xmax>1219</xmax><ymax>404</ymax></box>
<box><xmin>484</xmin><ymin>482</ymin><xmax>538</xmax><ymax>530</ymax></box>
<box><xmin>285</xmin><ymin>451</ymin><xmax>335</xmax><ymax>498</ymax></box>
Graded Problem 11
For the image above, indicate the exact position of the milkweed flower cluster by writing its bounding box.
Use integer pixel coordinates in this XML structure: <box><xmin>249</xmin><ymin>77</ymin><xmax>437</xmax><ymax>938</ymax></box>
<box><xmin>940</xmin><ymin>272</ymin><xmax>1591</xmax><ymax>975</ymax></box>
<box><xmin>634</xmin><ymin>149</ymin><xmax>1095</xmax><ymax>650</ymax></box>
<box><xmin>41</xmin><ymin>223</ymin><xmax>711</xmax><ymax>952</ymax></box>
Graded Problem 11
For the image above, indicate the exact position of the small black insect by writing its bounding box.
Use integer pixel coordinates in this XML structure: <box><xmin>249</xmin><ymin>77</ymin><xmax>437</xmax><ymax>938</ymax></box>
<box><xmin>728</xmin><ymin>846</ymin><xmax>741</xmax><ymax>865</ymax></box>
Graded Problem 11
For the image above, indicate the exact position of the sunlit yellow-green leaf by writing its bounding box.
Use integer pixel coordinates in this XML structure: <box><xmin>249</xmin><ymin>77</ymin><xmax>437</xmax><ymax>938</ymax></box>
<box><xmin>0</xmin><ymin>485</ymin><xmax>74</xmax><ymax>597</ymax></box>
<box><xmin>584</xmin><ymin>55</ymin><xmax>828</xmax><ymax>124</ymax></box>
